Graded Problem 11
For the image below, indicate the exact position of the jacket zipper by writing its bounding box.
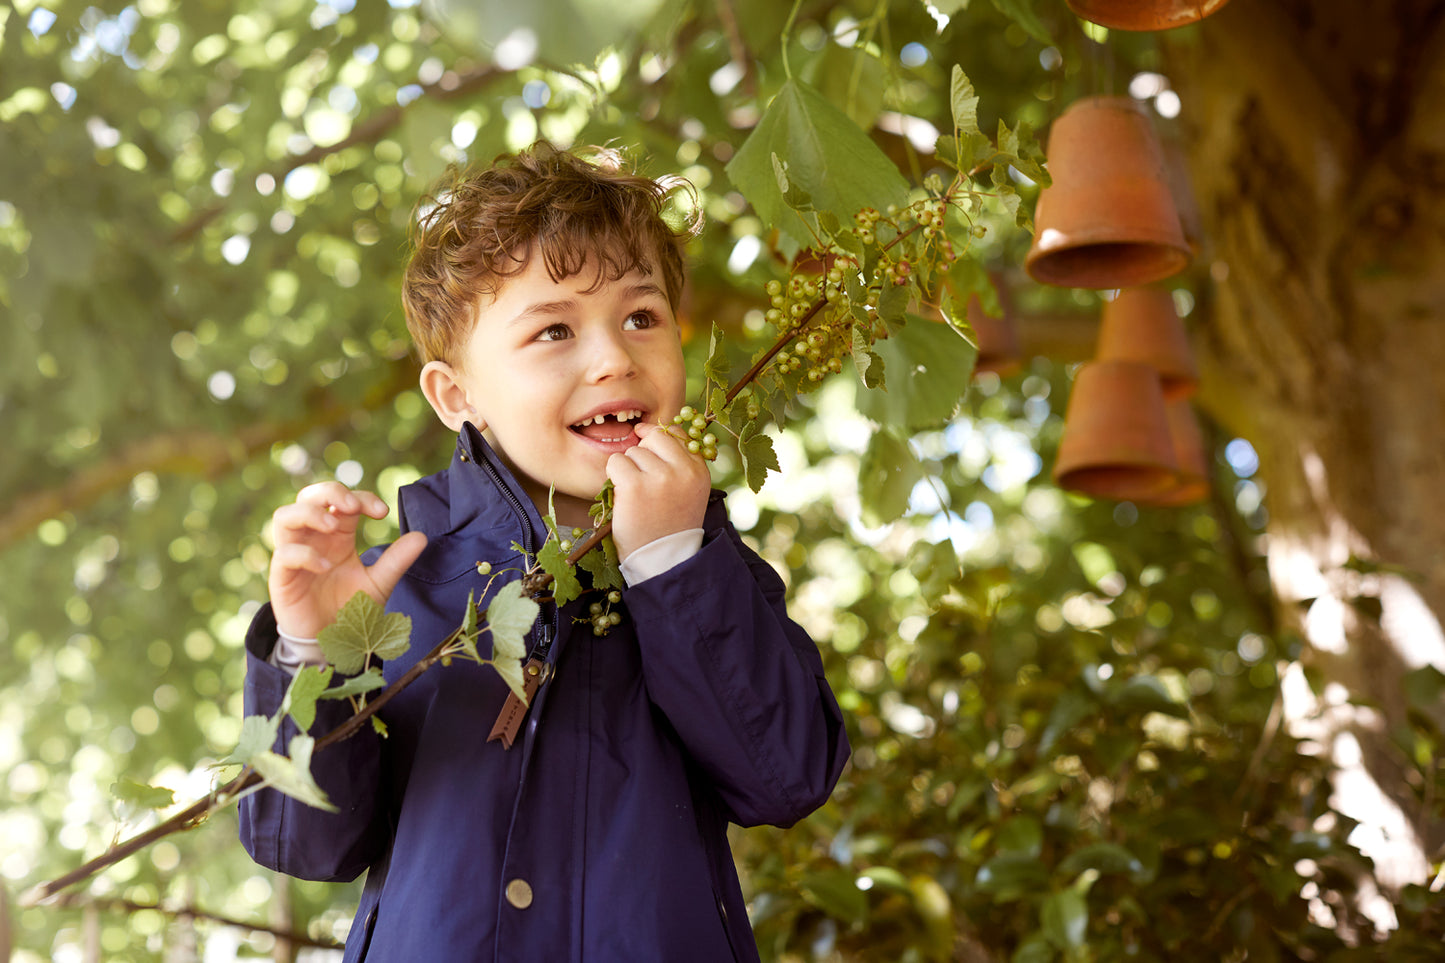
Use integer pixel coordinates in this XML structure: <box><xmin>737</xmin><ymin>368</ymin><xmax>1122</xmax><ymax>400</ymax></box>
<box><xmin>471</xmin><ymin>442</ymin><xmax>559</xmax><ymax>665</ymax></box>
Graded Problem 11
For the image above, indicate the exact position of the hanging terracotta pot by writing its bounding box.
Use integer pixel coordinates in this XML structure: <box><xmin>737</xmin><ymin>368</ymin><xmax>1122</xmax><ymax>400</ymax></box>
<box><xmin>1137</xmin><ymin>399</ymin><xmax>1210</xmax><ymax>506</ymax></box>
<box><xmin>1053</xmin><ymin>360</ymin><xmax>1178</xmax><ymax>500</ymax></box>
<box><xmin>1066</xmin><ymin>0</ymin><xmax>1231</xmax><ymax>31</ymax></box>
<box><xmin>1026</xmin><ymin>96</ymin><xmax>1191</xmax><ymax>290</ymax></box>
<box><xmin>1095</xmin><ymin>286</ymin><xmax>1198</xmax><ymax>400</ymax></box>
<box><xmin>965</xmin><ymin>293</ymin><xmax>1023</xmax><ymax>377</ymax></box>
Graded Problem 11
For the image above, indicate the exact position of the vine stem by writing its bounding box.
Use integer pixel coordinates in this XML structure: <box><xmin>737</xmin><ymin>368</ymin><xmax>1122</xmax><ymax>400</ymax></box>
<box><xmin>21</xmin><ymin>628</ymin><xmax>463</xmax><ymax>906</ymax></box>
<box><xmin>561</xmin><ymin>174</ymin><xmax>976</xmax><ymax>575</ymax></box>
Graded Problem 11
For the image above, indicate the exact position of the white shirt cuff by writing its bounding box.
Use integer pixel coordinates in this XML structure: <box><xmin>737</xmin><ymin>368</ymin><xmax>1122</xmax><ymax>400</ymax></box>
<box><xmin>619</xmin><ymin>529</ymin><xmax>704</xmax><ymax>586</ymax></box>
<box><xmin>270</xmin><ymin>628</ymin><xmax>327</xmax><ymax>673</ymax></box>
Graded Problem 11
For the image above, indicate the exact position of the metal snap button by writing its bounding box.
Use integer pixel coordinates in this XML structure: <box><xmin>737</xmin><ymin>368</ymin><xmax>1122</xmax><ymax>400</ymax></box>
<box><xmin>505</xmin><ymin>878</ymin><xmax>533</xmax><ymax>909</ymax></box>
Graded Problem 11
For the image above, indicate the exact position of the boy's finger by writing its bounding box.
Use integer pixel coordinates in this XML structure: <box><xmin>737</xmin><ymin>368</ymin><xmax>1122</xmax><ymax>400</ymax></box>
<box><xmin>270</xmin><ymin>542</ymin><xmax>334</xmax><ymax>576</ymax></box>
<box><xmin>365</xmin><ymin>531</ymin><xmax>428</xmax><ymax>597</ymax></box>
<box><xmin>272</xmin><ymin>502</ymin><xmax>344</xmax><ymax>538</ymax></box>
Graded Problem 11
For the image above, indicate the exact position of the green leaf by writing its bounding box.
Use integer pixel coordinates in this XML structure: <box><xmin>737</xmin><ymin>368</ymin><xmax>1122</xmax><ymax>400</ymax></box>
<box><xmin>727</xmin><ymin>78</ymin><xmax>909</xmax><ymax>249</ymax></box>
<box><xmin>1058</xmin><ymin>843</ymin><xmax>1148</xmax><ymax>881</ymax></box>
<box><xmin>282</xmin><ymin>664</ymin><xmax>333</xmax><ymax>734</ymax></box>
<box><xmin>577</xmin><ymin>534</ymin><xmax>624</xmax><ymax>591</ymax></box>
<box><xmin>798</xmin><ymin>868</ymin><xmax>869</xmax><ymax>925</ymax></box>
<box><xmin>876</xmin><ymin>280</ymin><xmax>911</xmax><ymax>327</ymax></box>
<box><xmin>316</xmin><ymin>592</ymin><xmax>413</xmax><ymax>676</ymax></box>
<box><xmin>996</xmin><ymin>815</ymin><xmax>1044</xmax><ymax>857</ymax></box>
<box><xmin>739</xmin><ymin>424</ymin><xmax>781</xmax><ymax>493</ymax></box>
<box><xmin>1041</xmin><ymin>888</ymin><xmax>1088</xmax><ymax>949</ymax></box>
<box><xmin>251</xmin><ymin>735</ymin><xmax>336</xmax><ymax>812</ymax></box>
<box><xmin>1404</xmin><ymin>665</ymin><xmax>1445</xmax><ymax>712</ymax></box>
<box><xmin>486</xmin><ymin>579</ymin><xmax>539</xmax><ymax>702</ymax></box>
<box><xmin>989</xmin><ymin>0</ymin><xmax>1053</xmax><ymax>45</ymax></box>
<box><xmin>317</xmin><ymin>667</ymin><xmax>387</xmax><ymax>701</ymax></box>
<box><xmin>854</xmin><ymin>317</ymin><xmax>977</xmax><ymax>430</ymax></box>
<box><xmin>859</xmin><ymin>430</ymin><xmax>923</xmax><ymax>526</ymax></box>
<box><xmin>1113</xmin><ymin>674</ymin><xmax>1187</xmax><ymax>717</ymax></box>
<box><xmin>110</xmin><ymin>779</ymin><xmax>175</xmax><ymax>810</ymax></box>
<box><xmin>704</xmin><ymin>321</ymin><xmax>730</xmax><ymax>387</ymax></box>
<box><xmin>1011</xmin><ymin>935</ymin><xmax>1056</xmax><ymax>963</ymax></box>
<box><xmin>975</xmin><ymin>852</ymin><xmax>1049</xmax><ymax>899</ymax></box>
<box><xmin>537</xmin><ymin>537</ymin><xmax>584</xmax><ymax>608</ymax></box>
<box><xmin>219</xmin><ymin>714</ymin><xmax>281</xmax><ymax>768</ymax></box>
<box><xmin>950</xmin><ymin>65</ymin><xmax>980</xmax><ymax>137</ymax></box>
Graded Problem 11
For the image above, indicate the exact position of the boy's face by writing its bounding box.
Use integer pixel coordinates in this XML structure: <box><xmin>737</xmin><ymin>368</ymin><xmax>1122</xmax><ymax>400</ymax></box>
<box><xmin>447</xmin><ymin>252</ymin><xmax>687</xmax><ymax>525</ymax></box>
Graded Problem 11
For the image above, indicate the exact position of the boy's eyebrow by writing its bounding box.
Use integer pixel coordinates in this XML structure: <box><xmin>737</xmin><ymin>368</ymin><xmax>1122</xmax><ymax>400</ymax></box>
<box><xmin>506</xmin><ymin>281</ymin><xmax>669</xmax><ymax>327</ymax></box>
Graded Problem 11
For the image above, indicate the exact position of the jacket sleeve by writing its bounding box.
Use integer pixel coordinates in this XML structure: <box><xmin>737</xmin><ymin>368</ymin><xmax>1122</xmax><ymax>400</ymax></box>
<box><xmin>626</xmin><ymin>496</ymin><xmax>851</xmax><ymax>828</ymax></box>
<box><xmin>237</xmin><ymin>603</ymin><xmax>388</xmax><ymax>882</ymax></box>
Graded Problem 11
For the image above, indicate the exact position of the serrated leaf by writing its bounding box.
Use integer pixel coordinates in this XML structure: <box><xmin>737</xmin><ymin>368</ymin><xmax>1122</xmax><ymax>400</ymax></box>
<box><xmin>371</xmin><ymin>716</ymin><xmax>389</xmax><ymax>737</ymax></box>
<box><xmin>876</xmin><ymin>280</ymin><xmax>911</xmax><ymax>326</ymax></box>
<box><xmin>859</xmin><ymin>430</ymin><xmax>923</xmax><ymax>526</ymax></box>
<box><xmin>704</xmin><ymin>321</ymin><xmax>730</xmax><ymax>385</ymax></box>
<box><xmin>577</xmin><ymin>535</ymin><xmax>624</xmax><ymax>591</ymax></box>
<box><xmin>318</xmin><ymin>667</ymin><xmax>387</xmax><ymax>701</ymax></box>
<box><xmin>110</xmin><ymin>779</ymin><xmax>175</xmax><ymax>810</ymax></box>
<box><xmin>317</xmin><ymin>591</ymin><xmax>412</xmax><ymax>676</ymax></box>
<box><xmin>727</xmin><ymin>79</ymin><xmax>908</xmax><ymax>249</ymax></box>
<box><xmin>707</xmin><ymin>386</ymin><xmax>728</xmax><ymax>423</ymax></box>
<box><xmin>486</xmin><ymin>579</ymin><xmax>539</xmax><ymax>671</ymax></box>
<box><xmin>851</xmin><ymin>327</ymin><xmax>886</xmax><ymax>390</ymax></box>
<box><xmin>536</xmin><ymin>538</ymin><xmax>584</xmax><ymax>607</ymax></box>
<box><xmin>934</xmin><ymin>134</ymin><xmax>961</xmax><ymax>170</ymax></box>
<box><xmin>462</xmin><ymin>588</ymin><xmax>478</xmax><ymax>638</ymax></box>
<box><xmin>855</xmin><ymin>315</ymin><xmax>978</xmax><ymax>430</ymax></box>
<box><xmin>251</xmin><ymin>735</ymin><xmax>336</xmax><ymax>812</ymax></box>
<box><xmin>282</xmin><ymin>664</ymin><xmax>333</xmax><ymax>734</ymax></box>
<box><xmin>950</xmin><ymin>66</ymin><xmax>980</xmax><ymax>137</ymax></box>
<box><xmin>740</xmin><ymin>426</ymin><xmax>780</xmax><ymax>493</ymax></box>
<box><xmin>219</xmin><ymin>713</ymin><xmax>281</xmax><ymax>767</ymax></box>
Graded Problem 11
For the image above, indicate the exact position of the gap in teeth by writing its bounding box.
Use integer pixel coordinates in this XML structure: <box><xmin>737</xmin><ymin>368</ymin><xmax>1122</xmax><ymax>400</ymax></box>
<box><xmin>577</xmin><ymin>409</ymin><xmax>642</xmax><ymax>427</ymax></box>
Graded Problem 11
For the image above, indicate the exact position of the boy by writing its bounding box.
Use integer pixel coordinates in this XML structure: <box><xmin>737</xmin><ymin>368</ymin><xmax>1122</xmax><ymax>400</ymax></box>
<box><xmin>239</xmin><ymin>143</ymin><xmax>851</xmax><ymax>962</ymax></box>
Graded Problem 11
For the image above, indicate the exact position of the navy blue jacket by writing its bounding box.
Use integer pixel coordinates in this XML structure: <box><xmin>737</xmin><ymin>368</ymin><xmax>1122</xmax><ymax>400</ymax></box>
<box><xmin>239</xmin><ymin>426</ymin><xmax>851</xmax><ymax>961</ymax></box>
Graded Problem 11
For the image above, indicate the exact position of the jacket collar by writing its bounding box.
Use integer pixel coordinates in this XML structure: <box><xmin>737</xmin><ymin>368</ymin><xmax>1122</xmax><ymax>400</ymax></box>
<box><xmin>397</xmin><ymin>423</ymin><xmax>547</xmax><ymax>555</ymax></box>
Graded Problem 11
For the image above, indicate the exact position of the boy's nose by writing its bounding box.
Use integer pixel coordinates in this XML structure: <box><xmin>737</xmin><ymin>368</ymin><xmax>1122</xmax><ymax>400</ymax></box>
<box><xmin>586</xmin><ymin>331</ymin><xmax>638</xmax><ymax>381</ymax></box>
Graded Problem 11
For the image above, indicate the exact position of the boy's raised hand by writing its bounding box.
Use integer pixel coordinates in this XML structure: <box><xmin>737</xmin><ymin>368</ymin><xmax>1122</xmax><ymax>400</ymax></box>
<box><xmin>607</xmin><ymin>421</ymin><xmax>712</xmax><ymax>562</ymax></box>
<box><xmin>267</xmin><ymin>482</ymin><xmax>428</xmax><ymax>639</ymax></box>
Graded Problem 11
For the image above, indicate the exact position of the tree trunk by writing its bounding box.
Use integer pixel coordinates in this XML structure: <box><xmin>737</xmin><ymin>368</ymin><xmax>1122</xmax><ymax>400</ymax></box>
<box><xmin>1170</xmin><ymin>0</ymin><xmax>1445</xmax><ymax>931</ymax></box>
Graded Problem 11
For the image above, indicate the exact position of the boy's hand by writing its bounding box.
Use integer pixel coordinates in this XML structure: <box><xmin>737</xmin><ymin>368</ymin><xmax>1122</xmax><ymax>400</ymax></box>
<box><xmin>607</xmin><ymin>421</ymin><xmax>711</xmax><ymax>562</ymax></box>
<box><xmin>267</xmin><ymin>482</ymin><xmax>428</xmax><ymax>639</ymax></box>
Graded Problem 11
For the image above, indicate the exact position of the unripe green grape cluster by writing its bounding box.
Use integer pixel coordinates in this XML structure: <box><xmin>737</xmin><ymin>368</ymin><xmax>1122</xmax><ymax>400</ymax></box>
<box><xmin>587</xmin><ymin>590</ymin><xmax>624</xmax><ymax>636</ymax></box>
<box><xmin>671</xmin><ymin>405</ymin><xmax>719</xmax><ymax>461</ymax></box>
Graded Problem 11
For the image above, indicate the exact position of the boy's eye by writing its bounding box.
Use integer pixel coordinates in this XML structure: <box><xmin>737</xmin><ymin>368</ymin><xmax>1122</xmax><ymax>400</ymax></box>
<box><xmin>623</xmin><ymin>310</ymin><xmax>661</xmax><ymax>331</ymax></box>
<box><xmin>536</xmin><ymin>323</ymin><xmax>573</xmax><ymax>342</ymax></box>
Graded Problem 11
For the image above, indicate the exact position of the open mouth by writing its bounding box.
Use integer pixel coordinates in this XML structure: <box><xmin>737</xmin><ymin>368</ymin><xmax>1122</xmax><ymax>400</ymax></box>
<box><xmin>569</xmin><ymin>408</ymin><xmax>644</xmax><ymax>444</ymax></box>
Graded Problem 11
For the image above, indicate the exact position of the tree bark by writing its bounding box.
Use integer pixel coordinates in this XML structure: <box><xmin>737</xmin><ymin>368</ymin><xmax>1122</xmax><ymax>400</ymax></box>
<box><xmin>1170</xmin><ymin>0</ymin><xmax>1445</xmax><ymax>929</ymax></box>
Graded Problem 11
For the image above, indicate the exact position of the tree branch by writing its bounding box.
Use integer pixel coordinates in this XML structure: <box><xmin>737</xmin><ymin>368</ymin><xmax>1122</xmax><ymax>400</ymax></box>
<box><xmin>47</xmin><ymin>893</ymin><xmax>339</xmax><ymax>951</ymax></box>
<box><xmin>0</xmin><ymin>363</ymin><xmax>417</xmax><ymax>553</ymax></box>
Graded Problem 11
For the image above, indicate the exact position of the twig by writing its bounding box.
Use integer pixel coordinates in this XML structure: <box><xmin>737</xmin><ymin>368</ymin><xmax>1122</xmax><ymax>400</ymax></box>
<box><xmin>47</xmin><ymin>893</ymin><xmax>339</xmax><ymax>951</ymax></box>
<box><xmin>22</xmin><ymin>628</ymin><xmax>462</xmax><ymax>905</ymax></box>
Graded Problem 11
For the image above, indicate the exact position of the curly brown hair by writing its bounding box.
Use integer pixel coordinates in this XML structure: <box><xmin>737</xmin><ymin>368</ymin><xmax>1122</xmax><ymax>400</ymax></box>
<box><xmin>401</xmin><ymin>142</ymin><xmax>699</xmax><ymax>365</ymax></box>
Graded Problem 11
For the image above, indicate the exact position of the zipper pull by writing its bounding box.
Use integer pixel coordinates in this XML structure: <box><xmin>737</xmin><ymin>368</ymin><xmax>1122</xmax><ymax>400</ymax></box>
<box><xmin>487</xmin><ymin>658</ymin><xmax>551</xmax><ymax>749</ymax></box>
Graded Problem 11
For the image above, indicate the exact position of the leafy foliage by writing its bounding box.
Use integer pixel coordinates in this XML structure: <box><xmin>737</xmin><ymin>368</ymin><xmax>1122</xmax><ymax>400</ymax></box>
<box><xmin>3</xmin><ymin>0</ymin><xmax>1438</xmax><ymax>959</ymax></box>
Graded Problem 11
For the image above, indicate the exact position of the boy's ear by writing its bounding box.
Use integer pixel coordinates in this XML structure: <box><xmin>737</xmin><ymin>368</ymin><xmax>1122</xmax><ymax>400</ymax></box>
<box><xmin>419</xmin><ymin>360</ymin><xmax>485</xmax><ymax>433</ymax></box>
